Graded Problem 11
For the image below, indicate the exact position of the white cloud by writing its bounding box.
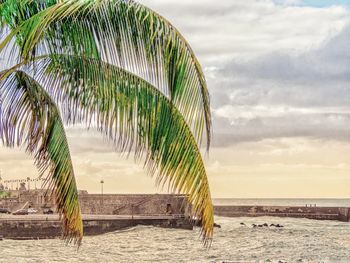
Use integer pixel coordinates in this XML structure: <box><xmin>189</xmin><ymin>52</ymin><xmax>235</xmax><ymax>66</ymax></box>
<box><xmin>139</xmin><ymin>0</ymin><xmax>350</xmax><ymax>64</ymax></box>
<box><xmin>208</xmin><ymin>22</ymin><xmax>350</xmax><ymax>146</ymax></box>
<box><xmin>137</xmin><ymin>0</ymin><xmax>350</xmax><ymax>147</ymax></box>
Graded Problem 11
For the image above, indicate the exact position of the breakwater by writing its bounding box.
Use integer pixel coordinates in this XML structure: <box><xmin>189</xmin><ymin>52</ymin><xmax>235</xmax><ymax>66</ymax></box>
<box><xmin>214</xmin><ymin>205</ymin><xmax>350</xmax><ymax>221</ymax></box>
<box><xmin>0</xmin><ymin>191</ymin><xmax>193</xmax><ymax>240</ymax></box>
<box><xmin>0</xmin><ymin>191</ymin><xmax>191</xmax><ymax>216</ymax></box>
<box><xmin>0</xmin><ymin>214</ymin><xmax>192</xmax><ymax>240</ymax></box>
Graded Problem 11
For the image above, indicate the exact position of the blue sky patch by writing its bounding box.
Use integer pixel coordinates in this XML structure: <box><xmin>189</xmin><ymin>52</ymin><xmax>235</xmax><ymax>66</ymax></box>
<box><xmin>303</xmin><ymin>0</ymin><xmax>350</xmax><ymax>7</ymax></box>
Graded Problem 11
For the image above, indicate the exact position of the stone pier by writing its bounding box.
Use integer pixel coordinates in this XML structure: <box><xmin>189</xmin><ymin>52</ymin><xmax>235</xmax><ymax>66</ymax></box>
<box><xmin>214</xmin><ymin>205</ymin><xmax>350</xmax><ymax>221</ymax></box>
<box><xmin>0</xmin><ymin>191</ymin><xmax>193</xmax><ymax>240</ymax></box>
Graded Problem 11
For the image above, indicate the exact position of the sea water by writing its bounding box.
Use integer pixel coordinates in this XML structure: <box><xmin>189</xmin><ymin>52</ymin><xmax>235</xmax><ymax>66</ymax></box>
<box><xmin>1</xmin><ymin>199</ymin><xmax>350</xmax><ymax>262</ymax></box>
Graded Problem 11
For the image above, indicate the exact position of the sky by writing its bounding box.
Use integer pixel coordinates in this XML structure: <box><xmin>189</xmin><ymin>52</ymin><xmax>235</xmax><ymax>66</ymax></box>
<box><xmin>2</xmin><ymin>0</ymin><xmax>350</xmax><ymax>198</ymax></box>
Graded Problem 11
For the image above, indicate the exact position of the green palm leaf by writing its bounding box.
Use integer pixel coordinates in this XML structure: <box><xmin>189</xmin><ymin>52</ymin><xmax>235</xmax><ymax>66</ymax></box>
<box><xmin>0</xmin><ymin>70</ymin><xmax>83</xmax><ymax>245</ymax></box>
<box><xmin>0</xmin><ymin>0</ymin><xmax>214</xmax><ymax>245</ymax></box>
<box><xmin>0</xmin><ymin>0</ymin><xmax>211</xmax><ymax>148</ymax></box>
<box><xmin>38</xmin><ymin>54</ymin><xmax>214</xmax><ymax>243</ymax></box>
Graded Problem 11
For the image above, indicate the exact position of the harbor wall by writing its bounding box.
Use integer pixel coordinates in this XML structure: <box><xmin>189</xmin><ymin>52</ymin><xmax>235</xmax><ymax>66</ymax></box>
<box><xmin>0</xmin><ymin>191</ymin><xmax>191</xmax><ymax>217</ymax></box>
<box><xmin>0</xmin><ymin>216</ymin><xmax>193</xmax><ymax>240</ymax></box>
<box><xmin>214</xmin><ymin>205</ymin><xmax>350</xmax><ymax>221</ymax></box>
<box><xmin>78</xmin><ymin>194</ymin><xmax>190</xmax><ymax>216</ymax></box>
<box><xmin>0</xmin><ymin>191</ymin><xmax>193</xmax><ymax>240</ymax></box>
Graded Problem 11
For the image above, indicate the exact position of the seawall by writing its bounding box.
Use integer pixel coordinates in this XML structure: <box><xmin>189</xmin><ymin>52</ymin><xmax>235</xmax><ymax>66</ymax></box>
<box><xmin>214</xmin><ymin>205</ymin><xmax>350</xmax><ymax>221</ymax></box>
<box><xmin>0</xmin><ymin>192</ymin><xmax>193</xmax><ymax>240</ymax></box>
<box><xmin>0</xmin><ymin>214</ymin><xmax>192</xmax><ymax>240</ymax></box>
<box><xmin>0</xmin><ymin>192</ymin><xmax>191</xmax><ymax>217</ymax></box>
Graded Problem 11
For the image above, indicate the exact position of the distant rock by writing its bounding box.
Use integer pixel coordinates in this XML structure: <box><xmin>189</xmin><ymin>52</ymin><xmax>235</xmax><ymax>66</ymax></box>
<box><xmin>250</xmin><ymin>222</ymin><xmax>284</xmax><ymax>228</ymax></box>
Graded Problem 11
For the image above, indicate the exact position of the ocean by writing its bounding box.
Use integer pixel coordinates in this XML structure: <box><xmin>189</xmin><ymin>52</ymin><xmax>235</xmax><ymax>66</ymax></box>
<box><xmin>1</xmin><ymin>199</ymin><xmax>350</xmax><ymax>262</ymax></box>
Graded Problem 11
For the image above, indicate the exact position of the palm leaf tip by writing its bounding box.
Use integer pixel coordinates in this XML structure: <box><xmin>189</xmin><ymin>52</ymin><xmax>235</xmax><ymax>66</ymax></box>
<box><xmin>60</xmin><ymin>196</ymin><xmax>83</xmax><ymax>245</ymax></box>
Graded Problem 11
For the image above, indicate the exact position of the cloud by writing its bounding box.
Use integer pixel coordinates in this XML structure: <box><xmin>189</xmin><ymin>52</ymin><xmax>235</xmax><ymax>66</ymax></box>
<box><xmin>139</xmin><ymin>0</ymin><xmax>350</xmax><ymax>64</ymax></box>
<box><xmin>209</xmin><ymin>22</ymin><xmax>350</xmax><ymax>146</ymax></box>
<box><xmin>273</xmin><ymin>0</ymin><xmax>304</xmax><ymax>5</ymax></box>
<box><xmin>223</xmin><ymin>25</ymin><xmax>350</xmax><ymax>85</ymax></box>
<box><xmin>137</xmin><ymin>0</ymin><xmax>350</xmax><ymax>147</ymax></box>
<box><xmin>205</xmin><ymin>138</ymin><xmax>350</xmax><ymax>198</ymax></box>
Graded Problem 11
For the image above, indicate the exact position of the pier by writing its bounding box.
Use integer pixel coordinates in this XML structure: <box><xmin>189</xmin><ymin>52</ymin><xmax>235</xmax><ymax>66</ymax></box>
<box><xmin>214</xmin><ymin>205</ymin><xmax>350</xmax><ymax>222</ymax></box>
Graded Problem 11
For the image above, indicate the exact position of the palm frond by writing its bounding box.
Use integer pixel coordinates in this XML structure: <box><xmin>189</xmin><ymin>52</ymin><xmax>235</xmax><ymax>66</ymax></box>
<box><xmin>34</xmin><ymin>54</ymin><xmax>214</xmax><ymax>243</ymax></box>
<box><xmin>0</xmin><ymin>0</ymin><xmax>214</xmax><ymax>244</ymax></box>
<box><xmin>0</xmin><ymin>0</ymin><xmax>211</xmax><ymax>149</ymax></box>
<box><xmin>0</xmin><ymin>70</ymin><xmax>83</xmax><ymax>245</ymax></box>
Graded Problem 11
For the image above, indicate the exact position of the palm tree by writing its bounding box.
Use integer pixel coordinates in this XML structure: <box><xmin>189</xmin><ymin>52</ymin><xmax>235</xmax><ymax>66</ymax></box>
<box><xmin>0</xmin><ymin>0</ymin><xmax>213</xmax><ymax>245</ymax></box>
